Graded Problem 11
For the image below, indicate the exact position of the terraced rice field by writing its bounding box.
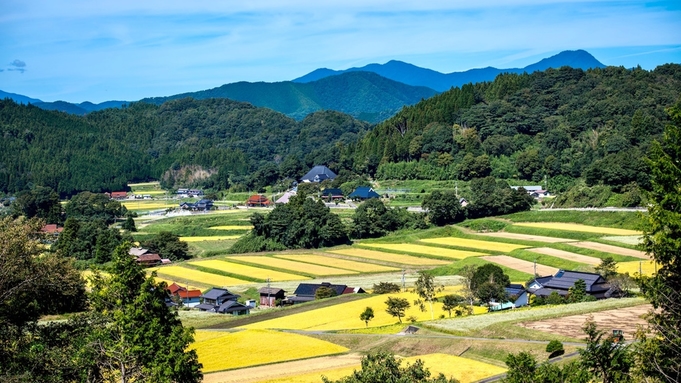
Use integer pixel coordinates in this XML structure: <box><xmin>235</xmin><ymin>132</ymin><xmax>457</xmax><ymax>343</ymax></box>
<box><xmin>122</xmin><ymin>201</ymin><xmax>174</xmax><ymax>210</ymax></box>
<box><xmin>421</xmin><ymin>237</ymin><xmax>529</xmax><ymax>252</ymax></box>
<box><xmin>617</xmin><ymin>260</ymin><xmax>659</xmax><ymax>276</ymax></box>
<box><xmin>191</xmin><ymin>329</ymin><xmax>348</xmax><ymax>373</ymax></box>
<box><xmin>527</xmin><ymin>247</ymin><xmax>601</xmax><ymax>266</ymax></box>
<box><xmin>242</xmin><ymin>291</ymin><xmax>487</xmax><ymax>331</ymax></box>
<box><xmin>330</xmin><ymin>248</ymin><xmax>449</xmax><ymax>266</ymax></box>
<box><xmin>601</xmin><ymin>235</ymin><xmax>642</xmax><ymax>246</ymax></box>
<box><xmin>180</xmin><ymin>235</ymin><xmax>242</xmax><ymax>242</ymax></box>
<box><xmin>513</xmin><ymin>223</ymin><xmax>642</xmax><ymax>236</ymax></box>
<box><xmin>568</xmin><ymin>241</ymin><xmax>648</xmax><ymax>259</ymax></box>
<box><xmin>481</xmin><ymin>255</ymin><xmax>559</xmax><ymax>276</ymax></box>
<box><xmin>477</xmin><ymin>232</ymin><xmax>573</xmax><ymax>243</ymax></box>
<box><xmin>151</xmin><ymin>266</ymin><xmax>250</xmax><ymax>287</ymax></box>
<box><xmin>191</xmin><ymin>259</ymin><xmax>308</xmax><ymax>281</ymax></box>
<box><xmin>276</xmin><ymin>254</ymin><xmax>399</xmax><ymax>273</ymax></box>
<box><xmin>361</xmin><ymin>243</ymin><xmax>486</xmax><ymax>260</ymax></box>
<box><xmin>209</xmin><ymin>225</ymin><xmax>253</xmax><ymax>231</ymax></box>
<box><xmin>230</xmin><ymin>256</ymin><xmax>358</xmax><ymax>276</ymax></box>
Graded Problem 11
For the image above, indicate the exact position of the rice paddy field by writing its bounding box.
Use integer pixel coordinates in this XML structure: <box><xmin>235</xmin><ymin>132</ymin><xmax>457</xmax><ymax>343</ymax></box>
<box><xmin>150</xmin><ymin>265</ymin><xmax>250</xmax><ymax>287</ymax></box>
<box><xmin>330</xmin><ymin>248</ymin><xmax>449</xmax><ymax>266</ymax></box>
<box><xmin>513</xmin><ymin>222</ymin><xmax>642</xmax><ymax>236</ymax></box>
<box><xmin>230</xmin><ymin>255</ymin><xmax>359</xmax><ymax>276</ymax></box>
<box><xmin>617</xmin><ymin>260</ymin><xmax>659</xmax><ymax>276</ymax></box>
<box><xmin>122</xmin><ymin>200</ymin><xmax>175</xmax><ymax>211</ymax></box>
<box><xmin>361</xmin><ymin>243</ymin><xmax>487</xmax><ymax>260</ymax></box>
<box><xmin>276</xmin><ymin>254</ymin><xmax>400</xmax><ymax>273</ymax></box>
<box><xmin>209</xmin><ymin>225</ymin><xmax>253</xmax><ymax>231</ymax></box>
<box><xmin>421</xmin><ymin>237</ymin><xmax>529</xmax><ymax>252</ymax></box>
<box><xmin>191</xmin><ymin>329</ymin><xmax>348</xmax><ymax>373</ymax></box>
<box><xmin>180</xmin><ymin>235</ymin><xmax>243</xmax><ymax>242</ymax></box>
<box><xmin>191</xmin><ymin>259</ymin><xmax>309</xmax><ymax>281</ymax></box>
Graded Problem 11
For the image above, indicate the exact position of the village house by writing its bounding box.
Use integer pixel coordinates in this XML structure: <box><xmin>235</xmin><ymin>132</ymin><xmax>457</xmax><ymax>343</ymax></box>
<box><xmin>300</xmin><ymin>165</ymin><xmax>337</xmax><ymax>183</ymax></box>
<box><xmin>258</xmin><ymin>287</ymin><xmax>286</xmax><ymax>307</ymax></box>
<box><xmin>128</xmin><ymin>247</ymin><xmax>165</xmax><ymax>266</ymax></box>
<box><xmin>179</xmin><ymin>199</ymin><xmax>214</xmax><ymax>211</ymax></box>
<box><xmin>348</xmin><ymin>186</ymin><xmax>380</xmax><ymax>200</ymax></box>
<box><xmin>246</xmin><ymin>194</ymin><xmax>271</xmax><ymax>207</ymax></box>
<box><xmin>196</xmin><ymin>288</ymin><xmax>250</xmax><ymax>315</ymax></box>
<box><xmin>528</xmin><ymin>270</ymin><xmax>618</xmax><ymax>299</ymax></box>
<box><xmin>284</xmin><ymin>282</ymin><xmax>364</xmax><ymax>305</ymax></box>
<box><xmin>321</xmin><ymin>188</ymin><xmax>344</xmax><ymax>201</ymax></box>
<box><xmin>490</xmin><ymin>284</ymin><xmax>529</xmax><ymax>311</ymax></box>
<box><xmin>167</xmin><ymin>283</ymin><xmax>202</xmax><ymax>307</ymax></box>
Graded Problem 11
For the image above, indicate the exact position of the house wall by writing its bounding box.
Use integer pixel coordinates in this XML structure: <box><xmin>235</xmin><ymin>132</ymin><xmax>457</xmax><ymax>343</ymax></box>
<box><xmin>514</xmin><ymin>293</ymin><xmax>529</xmax><ymax>307</ymax></box>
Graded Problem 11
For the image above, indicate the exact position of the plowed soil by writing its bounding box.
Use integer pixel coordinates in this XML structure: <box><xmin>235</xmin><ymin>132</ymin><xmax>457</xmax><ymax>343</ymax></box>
<box><xmin>481</xmin><ymin>255</ymin><xmax>558</xmax><ymax>276</ymax></box>
<box><xmin>569</xmin><ymin>242</ymin><xmax>649</xmax><ymax>259</ymax></box>
<box><xmin>518</xmin><ymin>305</ymin><xmax>651</xmax><ymax>340</ymax></box>
<box><xmin>528</xmin><ymin>247</ymin><xmax>601</xmax><ymax>266</ymax></box>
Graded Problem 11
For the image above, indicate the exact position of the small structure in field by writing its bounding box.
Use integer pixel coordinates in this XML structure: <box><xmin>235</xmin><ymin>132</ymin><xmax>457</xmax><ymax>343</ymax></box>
<box><xmin>167</xmin><ymin>283</ymin><xmax>201</xmax><ymax>307</ymax></box>
<box><xmin>258</xmin><ymin>287</ymin><xmax>286</xmax><ymax>307</ymax></box>
<box><xmin>108</xmin><ymin>191</ymin><xmax>128</xmax><ymax>200</ymax></box>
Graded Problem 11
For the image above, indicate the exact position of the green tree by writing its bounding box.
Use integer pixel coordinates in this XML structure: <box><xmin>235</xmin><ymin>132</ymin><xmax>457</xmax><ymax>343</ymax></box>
<box><xmin>143</xmin><ymin>231</ymin><xmax>190</xmax><ymax>261</ymax></box>
<box><xmin>322</xmin><ymin>351</ymin><xmax>458</xmax><ymax>383</ymax></box>
<box><xmin>121</xmin><ymin>215</ymin><xmax>137</xmax><ymax>232</ymax></box>
<box><xmin>360</xmin><ymin>307</ymin><xmax>375</xmax><ymax>327</ymax></box>
<box><xmin>11</xmin><ymin>186</ymin><xmax>63</xmax><ymax>224</ymax></box>
<box><xmin>635</xmin><ymin>101</ymin><xmax>681</xmax><ymax>382</ymax></box>
<box><xmin>441</xmin><ymin>294</ymin><xmax>466</xmax><ymax>318</ymax></box>
<box><xmin>65</xmin><ymin>191</ymin><xmax>127</xmax><ymax>224</ymax></box>
<box><xmin>421</xmin><ymin>190</ymin><xmax>464</xmax><ymax>226</ymax></box>
<box><xmin>579</xmin><ymin>316</ymin><xmax>632</xmax><ymax>383</ymax></box>
<box><xmin>567</xmin><ymin>279</ymin><xmax>587</xmax><ymax>303</ymax></box>
<box><xmin>315</xmin><ymin>286</ymin><xmax>338</xmax><ymax>299</ymax></box>
<box><xmin>385</xmin><ymin>297</ymin><xmax>410</xmax><ymax>323</ymax></box>
<box><xmin>595</xmin><ymin>256</ymin><xmax>618</xmax><ymax>281</ymax></box>
<box><xmin>503</xmin><ymin>351</ymin><xmax>590</xmax><ymax>383</ymax></box>
<box><xmin>413</xmin><ymin>271</ymin><xmax>443</xmax><ymax>320</ymax></box>
<box><xmin>503</xmin><ymin>352</ymin><xmax>536</xmax><ymax>383</ymax></box>
<box><xmin>470</xmin><ymin>264</ymin><xmax>510</xmax><ymax>302</ymax></box>
<box><xmin>546</xmin><ymin>340</ymin><xmax>565</xmax><ymax>358</ymax></box>
<box><xmin>372</xmin><ymin>282</ymin><xmax>401</xmax><ymax>294</ymax></box>
<box><xmin>351</xmin><ymin>198</ymin><xmax>399</xmax><ymax>238</ymax></box>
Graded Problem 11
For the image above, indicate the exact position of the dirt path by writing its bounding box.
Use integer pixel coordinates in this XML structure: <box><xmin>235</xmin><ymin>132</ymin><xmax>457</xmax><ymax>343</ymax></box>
<box><xmin>481</xmin><ymin>255</ymin><xmax>558</xmax><ymax>276</ymax></box>
<box><xmin>518</xmin><ymin>305</ymin><xmax>651</xmax><ymax>340</ymax></box>
<box><xmin>568</xmin><ymin>242</ymin><xmax>649</xmax><ymax>259</ymax></box>
<box><xmin>202</xmin><ymin>353</ymin><xmax>363</xmax><ymax>383</ymax></box>
<box><xmin>528</xmin><ymin>248</ymin><xmax>601</xmax><ymax>266</ymax></box>
<box><xmin>477</xmin><ymin>232</ymin><xmax>573</xmax><ymax>243</ymax></box>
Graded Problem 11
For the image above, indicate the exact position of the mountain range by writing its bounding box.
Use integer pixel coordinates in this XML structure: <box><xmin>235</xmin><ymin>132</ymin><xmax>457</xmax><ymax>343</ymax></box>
<box><xmin>1</xmin><ymin>50</ymin><xmax>606</xmax><ymax>123</ymax></box>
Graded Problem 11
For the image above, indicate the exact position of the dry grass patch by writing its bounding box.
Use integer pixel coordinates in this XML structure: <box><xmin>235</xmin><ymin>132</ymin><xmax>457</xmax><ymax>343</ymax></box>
<box><xmin>192</xmin><ymin>329</ymin><xmax>348</xmax><ymax>373</ymax></box>
<box><xmin>514</xmin><ymin>223</ymin><xmax>641</xmax><ymax>236</ymax></box>
<box><xmin>232</xmin><ymin>256</ymin><xmax>358</xmax><ymax>276</ymax></box>
<box><xmin>276</xmin><ymin>254</ymin><xmax>399</xmax><ymax>273</ymax></box>
<box><xmin>362</xmin><ymin>243</ymin><xmax>486</xmax><ymax>260</ymax></box>
<box><xmin>150</xmin><ymin>266</ymin><xmax>249</xmax><ymax>287</ymax></box>
<box><xmin>421</xmin><ymin>237</ymin><xmax>528</xmax><ymax>252</ymax></box>
<box><xmin>330</xmin><ymin>248</ymin><xmax>449</xmax><ymax>266</ymax></box>
<box><xmin>601</xmin><ymin>235</ymin><xmax>642</xmax><ymax>246</ymax></box>
<box><xmin>192</xmin><ymin>259</ymin><xmax>308</xmax><ymax>281</ymax></box>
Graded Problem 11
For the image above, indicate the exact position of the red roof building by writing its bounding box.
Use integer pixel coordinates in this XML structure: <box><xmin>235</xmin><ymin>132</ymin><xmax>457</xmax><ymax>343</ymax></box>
<box><xmin>41</xmin><ymin>224</ymin><xmax>63</xmax><ymax>235</ymax></box>
<box><xmin>246</xmin><ymin>194</ymin><xmax>271</xmax><ymax>207</ymax></box>
<box><xmin>136</xmin><ymin>253</ymin><xmax>162</xmax><ymax>266</ymax></box>
<box><xmin>110</xmin><ymin>191</ymin><xmax>128</xmax><ymax>200</ymax></box>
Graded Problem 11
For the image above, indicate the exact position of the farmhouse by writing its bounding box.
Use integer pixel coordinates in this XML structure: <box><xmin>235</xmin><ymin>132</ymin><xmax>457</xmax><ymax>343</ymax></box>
<box><xmin>490</xmin><ymin>284</ymin><xmax>529</xmax><ymax>311</ymax></box>
<box><xmin>247</xmin><ymin>194</ymin><xmax>271</xmax><ymax>207</ymax></box>
<box><xmin>321</xmin><ymin>188</ymin><xmax>344</xmax><ymax>201</ymax></box>
<box><xmin>128</xmin><ymin>247</ymin><xmax>162</xmax><ymax>266</ymax></box>
<box><xmin>285</xmin><ymin>282</ymin><xmax>364</xmax><ymax>304</ymax></box>
<box><xmin>300</xmin><ymin>165</ymin><xmax>337</xmax><ymax>183</ymax></box>
<box><xmin>529</xmin><ymin>270</ymin><xmax>617</xmax><ymax>299</ymax></box>
<box><xmin>196</xmin><ymin>288</ymin><xmax>249</xmax><ymax>315</ymax></box>
<box><xmin>108</xmin><ymin>191</ymin><xmax>128</xmax><ymax>200</ymax></box>
<box><xmin>258</xmin><ymin>287</ymin><xmax>286</xmax><ymax>307</ymax></box>
<box><xmin>179</xmin><ymin>199</ymin><xmax>214</xmax><ymax>211</ymax></box>
<box><xmin>167</xmin><ymin>283</ymin><xmax>201</xmax><ymax>307</ymax></box>
<box><xmin>348</xmin><ymin>186</ymin><xmax>380</xmax><ymax>200</ymax></box>
<box><xmin>41</xmin><ymin>224</ymin><xmax>63</xmax><ymax>236</ymax></box>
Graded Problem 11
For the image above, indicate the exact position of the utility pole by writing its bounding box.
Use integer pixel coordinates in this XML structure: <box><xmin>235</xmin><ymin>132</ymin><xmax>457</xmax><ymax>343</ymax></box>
<box><xmin>401</xmin><ymin>269</ymin><xmax>406</xmax><ymax>291</ymax></box>
<box><xmin>266</xmin><ymin>277</ymin><xmax>271</xmax><ymax>307</ymax></box>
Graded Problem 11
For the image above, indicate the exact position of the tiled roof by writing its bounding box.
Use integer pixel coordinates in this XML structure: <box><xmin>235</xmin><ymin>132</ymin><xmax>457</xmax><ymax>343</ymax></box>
<box><xmin>217</xmin><ymin>301</ymin><xmax>249</xmax><ymax>313</ymax></box>
<box><xmin>258</xmin><ymin>287</ymin><xmax>285</xmax><ymax>295</ymax></box>
<box><xmin>301</xmin><ymin>166</ymin><xmax>337</xmax><ymax>182</ymax></box>
<box><xmin>348</xmin><ymin>186</ymin><xmax>380</xmax><ymax>199</ymax></box>
<box><xmin>544</xmin><ymin>270</ymin><xmax>606</xmax><ymax>292</ymax></box>
<box><xmin>294</xmin><ymin>282</ymin><xmax>347</xmax><ymax>297</ymax></box>
<box><xmin>201</xmin><ymin>288</ymin><xmax>239</xmax><ymax>300</ymax></box>
<box><xmin>129</xmin><ymin>247</ymin><xmax>149</xmax><ymax>256</ymax></box>
<box><xmin>137</xmin><ymin>253</ymin><xmax>161</xmax><ymax>262</ymax></box>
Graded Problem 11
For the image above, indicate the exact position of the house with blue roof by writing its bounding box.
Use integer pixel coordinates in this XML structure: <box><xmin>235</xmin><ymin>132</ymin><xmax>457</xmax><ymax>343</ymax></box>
<box><xmin>348</xmin><ymin>186</ymin><xmax>380</xmax><ymax>200</ymax></box>
<box><xmin>528</xmin><ymin>270</ymin><xmax>617</xmax><ymax>299</ymax></box>
<box><xmin>490</xmin><ymin>283</ymin><xmax>528</xmax><ymax>311</ymax></box>
<box><xmin>301</xmin><ymin>165</ymin><xmax>337</xmax><ymax>183</ymax></box>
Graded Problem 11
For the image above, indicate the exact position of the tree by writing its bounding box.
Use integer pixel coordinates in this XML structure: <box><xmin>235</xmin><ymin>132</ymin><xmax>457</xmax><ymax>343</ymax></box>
<box><xmin>372</xmin><ymin>282</ymin><xmax>401</xmax><ymax>294</ymax></box>
<box><xmin>121</xmin><ymin>215</ymin><xmax>137</xmax><ymax>232</ymax></box>
<box><xmin>546</xmin><ymin>340</ymin><xmax>565</xmax><ymax>358</ymax></box>
<box><xmin>635</xmin><ymin>100</ymin><xmax>681</xmax><ymax>382</ymax></box>
<box><xmin>470</xmin><ymin>264</ymin><xmax>510</xmax><ymax>302</ymax></box>
<box><xmin>143</xmin><ymin>231</ymin><xmax>190</xmax><ymax>261</ymax></box>
<box><xmin>413</xmin><ymin>271</ymin><xmax>443</xmax><ymax>320</ymax></box>
<box><xmin>503</xmin><ymin>351</ymin><xmax>590</xmax><ymax>383</ymax></box>
<box><xmin>421</xmin><ymin>190</ymin><xmax>464</xmax><ymax>226</ymax></box>
<box><xmin>322</xmin><ymin>351</ymin><xmax>458</xmax><ymax>383</ymax></box>
<box><xmin>567</xmin><ymin>279</ymin><xmax>587</xmax><ymax>303</ymax></box>
<box><xmin>11</xmin><ymin>186</ymin><xmax>62</xmax><ymax>224</ymax></box>
<box><xmin>441</xmin><ymin>294</ymin><xmax>466</xmax><ymax>318</ymax></box>
<box><xmin>595</xmin><ymin>256</ymin><xmax>618</xmax><ymax>281</ymax></box>
<box><xmin>385</xmin><ymin>297</ymin><xmax>410</xmax><ymax>323</ymax></box>
<box><xmin>579</xmin><ymin>316</ymin><xmax>632</xmax><ymax>383</ymax></box>
<box><xmin>360</xmin><ymin>307</ymin><xmax>375</xmax><ymax>327</ymax></box>
<box><xmin>65</xmin><ymin>191</ymin><xmax>127</xmax><ymax>224</ymax></box>
<box><xmin>503</xmin><ymin>352</ymin><xmax>536</xmax><ymax>383</ymax></box>
<box><xmin>315</xmin><ymin>286</ymin><xmax>337</xmax><ymax>299</ymax></box>
<box><xmin>351</xmin><ymin>199</ymin><xmax>400</xmax><ymax>238</ymax></box>
<box><xmin>459</xmin><ymin>265</ymin><xmax>477</xmax><ymax>306</ymax></box>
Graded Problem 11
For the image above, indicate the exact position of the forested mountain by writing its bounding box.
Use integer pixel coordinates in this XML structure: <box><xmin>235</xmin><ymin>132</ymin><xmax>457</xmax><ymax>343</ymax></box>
<box><xmin>0</xmin><ymin>98</ymin><xmax>369</xmax><ymax>196</ymax></box>
<box><xmin>352</xmin><ymin>64</ymin><xmax>681</xmax><ymax>195</ymax></box>
<box><xmin>140</xmin><ymin>71</ymin><xmax>437</xmax><ymax>123</ymax></box>
<box><xmin>33</xmin><ymin>100</ymin><xmax>129</xmax><ymax>115</ymax></box>
<box><xmin>294</xmin><ymin>50</ymin><xmax>606</xmax><ymax>91</ymax></box>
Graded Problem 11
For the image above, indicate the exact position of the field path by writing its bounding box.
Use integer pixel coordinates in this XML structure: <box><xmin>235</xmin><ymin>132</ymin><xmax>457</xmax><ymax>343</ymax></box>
<box><xmin>202</xmin><ymin>353</ymin><xmax>363</xmax><ymax>383</ymax></box>
<box><xmin>481</xmin><ymin>255</ymin><xmax>558</xmax><ymax>276</ymax></box>
<box><xmin>568</xmin><ymin>242</ymin><xmax>649</xmax><ymax>259</ymax></box>
<box><xmin>527</xmin><ymin>248</ymin><xmax>601</xmax><ymax>266</ymax></box>
<box><xmin>476</xmin><ymin>232</ymin><xmax>573</xmax><ymax>243</ymax></box>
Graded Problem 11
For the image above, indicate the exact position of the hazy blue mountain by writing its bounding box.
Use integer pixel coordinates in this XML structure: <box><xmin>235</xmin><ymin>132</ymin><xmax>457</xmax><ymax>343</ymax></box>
<box><xmin>293</xmin><ymin>50</ymin><xmax>606</xmax><ymax>91</ymax></box>
<box><xmin>141</xmin><ymin>71</ymin><xmax>438</xmax><ymax>123</ymax></box>
<box><xmin>0</xmin><ymin>90</ymin><xmax>42</xmax><ymax>104</ymax></box>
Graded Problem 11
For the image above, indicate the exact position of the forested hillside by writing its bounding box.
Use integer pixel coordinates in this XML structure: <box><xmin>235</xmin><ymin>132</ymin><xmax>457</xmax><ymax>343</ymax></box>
<box><xmin>0</xmin><ymin>98</ymin><xmax>369</xmax><ymax>196</ymax></box>
<box><xmin>353</xmin><ymin>64</ymin><xmax>681</xmax><ymax>197</ymax></box>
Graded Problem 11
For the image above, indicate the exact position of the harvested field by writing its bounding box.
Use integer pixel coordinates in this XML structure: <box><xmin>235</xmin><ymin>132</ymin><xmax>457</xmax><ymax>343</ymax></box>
<box><xmin>209</xmin><ymin>225</ymin><xmax>253</xmax><ymax>231</ymax></box>
<box><xmin>190</xmin><ymin>259</ymin><xmax>308</xmax><ymax>282</ymax></box>
<box><xmin>151</xmin><ymin>266</ymin><xmax>249</xmax><ymax>287</ymax></box>
<box><xmin>202</xmin><ymin>354</ymin><xmax>363</xmax><ymax>383</ymax></box>
<box><xmin>569</xmin><ymin>242</ymin><xmax>648</xmax><ymax>259</ymax></box>
<box><xmin>330</xmin><ymin>248</ymin><xmax>449</xmax><ymax>266</ymax></box>
<box><xmin>477</xmin><ymin>232</ymin><xmax>573</xmax><ymax>243</ymax></box>
<box><xmin>362</xmin><ymin>243</ymin><xmax>486</xmax><ymax>260</ymax></box>
<box><xmin>514</xmin><ymin>223</ymin><xmax>641</xmax><ymax>236</ymax></box>
<box><xmin>276</xmin><ymin>254</ymin><xmax>399</xmax><ymax>273</ymax></box>
<box><xmin>528</xmin><ymin>247</ymin><xmax>601</xmax><ymax>266</ymax></box>
<box><xmin>518</xmin><ymin>305</ymin><xmax>651</xmax><ymax>340</ymax></box>
<box><xmin>481</xmin><ymin>255</ymin><xmax>558</xmax><ymax>276</ymax></box>
<box><xmin>230</xmin><ymin>256</ymin><xmax>358</xmax><ymax>276</ymax></box>
<box><xmin>602</xmin><ymin>235</ymin><xmax>642</xmax><ymax>246</ymax></box>
<box><xmin>421</xmin><ymin>237</ymin><xmax>529</xmax><ymax>252</ymax></box>
<box><xmin>617</xmin><ymin>260</ymin><xmax>659</xmax><ymax>276</ymax></box>
<box><xmin>180</xmin><ymin>235</ymin><xmax>242</xmax><ymax>242</ymax></box>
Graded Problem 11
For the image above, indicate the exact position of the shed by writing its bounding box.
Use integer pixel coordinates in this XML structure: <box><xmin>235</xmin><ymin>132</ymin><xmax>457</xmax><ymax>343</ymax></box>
<box><xmin>348</xmin><ymin>186</ymin><xmax>380</xmax><ymax>200</ymax></box>
<box><xmin>300</xmin><ymin>165</ymin><xmax>337</xmax><ymax>183</ymax></box>
<box><xmin>258</xmin><ymin>287</ymin><xmax>286</xmax><ymax>307</ymax></box>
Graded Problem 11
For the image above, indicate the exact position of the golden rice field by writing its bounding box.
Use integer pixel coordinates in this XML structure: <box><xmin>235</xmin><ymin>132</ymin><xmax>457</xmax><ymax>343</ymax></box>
<box><xmin>330</xmin><ymin>248</ymin><xmax>449</xmax><ymax>266</ymax></box>
<box><xmin>617</xmin><ymin>260</ymin><xmax>660</xmax><ymax>276</ymax></box>
<box><xmin>121</xmin><ymin>201</ymin><xmax>174</xmax><ymax>211</ymax></box>
<box><xmin>242</xmin><ymin>290</ymin><xmax>486</xmax><ymax>331</ymax></box>
<box><xmin>421</xmin><ymin>237</ymin><xmax>528</xmax><ymax>252</ymax></box>
<box><xmin>192</xmin><ymin>329</ymin><xmax>348</xmax><ymax>373</ymax></box>
<box><xmin>255</xmin><ymin>353</ymin><xmax>506</xmax><ymax>383</ymax></box>
<box><xmin>180</xmin><ymin>235</ymin><xmax>242</xmax><ymax>242</ymax></box>
<box><xmin>514</xmin><ymin>222</ymin><xmax>642</xmax><ymax>236</ymax></box>
<box><xmin>134</xmin><ymin>190</ymin><xmax>166</xmax><ymax>195</ymax></box>
<box><xmin>191</xmin><ymin>259</ymin><xmax>309</xmax><ymax>281</ymax></box>
<box><xmin>361</xmin><ymin>243</ymin><xmax>486</xmax><ymax>260</ymax></box>
<box><xmin>232</xmin><ymin>256</ymin><xmax>357</xmax><ymax>276</ymax></box>
<box><xmin>150</xmin><ymin>266</ymin><xmax>250</xmax><ymax>287</ymax></box>
<box><xmin>128</xmin><ymin>181</ymin><xmax>160</xmax><ymax>187</ymax></box>
<box><xmin>209</xmin><ymin>225</ymin><xmax>253</xmax><ymax>230</ymax></box>
<box><xmin>276</xmin><ymin>254</ymin><xmax>400</xmax><ymax>273</ymax></box>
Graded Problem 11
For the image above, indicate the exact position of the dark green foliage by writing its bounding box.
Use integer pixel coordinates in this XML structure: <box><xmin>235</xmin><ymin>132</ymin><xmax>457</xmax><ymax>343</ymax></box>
<box><xmin>545</xmin><ymin>291</ymin><xmax>564</xmax><ymax>305</ymax></box>
<box><xmin>440</xmin><ymin>294</ymin><xmax>468</xmax><ymax>318</ymax></box>
<box><xmin>322</xmin><ymin>351</ymin><xmax>458</xmax><ymax>383</ymax></box>
<box><xmin>384</xmin><ymin>297</ymin><xmax>410</xmax><ymax>323</ymax></box>
<box><xmin>121</xmin><ymin>215</ymin><xmax>137</xmax><ymax>232</ymax></box>
<box><xmin>503</xmin><ymin>351</ymin><xmax>590</xmax><ymax>383</ymax></box>
<box><xmin>594</xmin><ymin>256</ymin><xmax>618</xmax><ymax>281</ymax></box>
<box><xmin>421</xmin><ymin>190</ymin><xmax>464</xmax><ymax>226</ymax></box>
<box><xmin>458</xmin><ymin>218</ymin><xmax>507</xmax><ymax>232</ymax></box>
<box><xmin>546</xmin><ymin>340</ymin><xmax>565</xmax><ymax>358</ymax></box>
<box><xmin>143</xmin><ymin>231</ymin><xmax>191</xmax><ymax>261</ymax></box>
<box><xmin>359</xmin><ymin>307</ymin><xmax>374</xmax><ymax>327</ymax></box>
<box><xmin>579</xmin><ymin>317</ymin><xmax>632</xmax><ymax>383</ymax></box>
<box><xmin>372</xmin><ymin>282</ymin><xmax>402</xmax><ymax>294</ymax></box>
<box><xmin>467</xmin><ymin>177</ymin><xmax>534</xmax><ymax>218</ymax></box>
<box><xmin>65</xmin><ymin>191</ymin><xmax>127</xmax><ymax>224</ymax></box>
<box><xmin>55</xmin><ymin>218</ymin><xmax>124</xmax><ymax>262</ymax></box>
<box><xmin>315</xmin><ymin>286</ymin><xmax>338</xmax><ymax>300</ymax></box>
<box><xmin>234</xmin><ymin>193</ymin><xmax>349</xmax><ymax>251</ymax></box>
<box><xmin>567</xmin><ymin>279</ymin><xmax>588</xmax><ymax>303</ymax></box>
<box><xmin>10</xmin><ymin>186</ymin><xmax>62</xmax><ymax>224</ymax></box>
<box><xmin>470</xmin><ymin>263</ymin><xmax>510</xmax><ymax>304</ymax></box>
<box><xmin>351</xmin><ymin>199</ymin><xmax>401</xmax><ymax>238</ymax></box>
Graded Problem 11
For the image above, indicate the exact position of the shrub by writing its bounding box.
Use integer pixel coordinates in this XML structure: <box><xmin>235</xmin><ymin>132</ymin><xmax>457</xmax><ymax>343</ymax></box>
<box><xmin>546</xmin><ymin>340</ymin><xmax>565</xmax><ymax>358</ymax></box>
<box><xmin>372</xmin><ymin>282</ymin><xmax>402</xmax><ymax>294</ymax></box>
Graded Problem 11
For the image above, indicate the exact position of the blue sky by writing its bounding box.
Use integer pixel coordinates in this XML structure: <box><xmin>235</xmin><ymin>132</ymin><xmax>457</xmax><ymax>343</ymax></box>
<box><xmin>1</xmin><ymin>1</ymin><xmax>680</xmax><ymax>103</ymax></box>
